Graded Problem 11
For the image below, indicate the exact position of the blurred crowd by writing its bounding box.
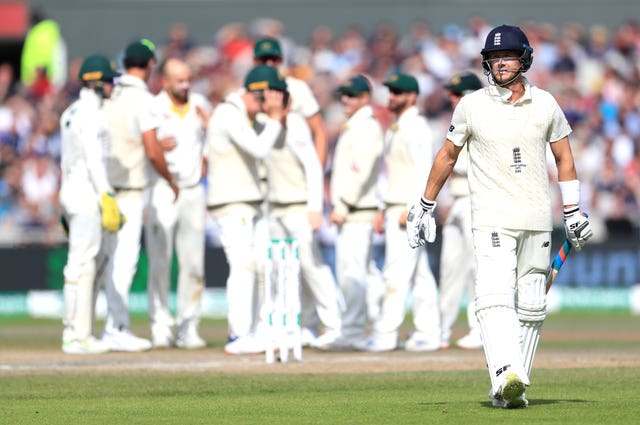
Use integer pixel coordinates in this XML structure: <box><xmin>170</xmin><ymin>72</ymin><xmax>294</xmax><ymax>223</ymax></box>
<box><xmin>1</xmin><ymin>16</ymin><xmax>639</xmax><ymax>246</ymax></box>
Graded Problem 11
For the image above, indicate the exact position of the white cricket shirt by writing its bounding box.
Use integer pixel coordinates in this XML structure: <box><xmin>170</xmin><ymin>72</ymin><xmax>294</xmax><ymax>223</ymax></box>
<box><xmin>383</xmin><ymin>106</ymin><xmax>434</xmax><ymax>207</ymax></box>
<box><xmin>153</xmin><ymin>91</ymin><xmax>210</xmax><ymax>188</ymax></box>
<box><xmin>447</xmin><ymin>78</ymin><xmax>571</xmax><ymax>231</ymax></box>
<box><xmin>59</xmin><ymin>88</ymin><xmax>112</xmax><ymax>213</ymax></box>
<box><xmin>264</xmin><ymin>112</ymin><xmax>323</xmax><ymax>213</ymax></box>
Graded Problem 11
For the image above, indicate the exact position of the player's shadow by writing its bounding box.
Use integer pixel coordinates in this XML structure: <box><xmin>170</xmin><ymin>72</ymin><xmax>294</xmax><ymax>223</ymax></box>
<box><xmin>479</xmin><ymin>399</ymin><xmax>589</xmax><ymax>408</ymax></box>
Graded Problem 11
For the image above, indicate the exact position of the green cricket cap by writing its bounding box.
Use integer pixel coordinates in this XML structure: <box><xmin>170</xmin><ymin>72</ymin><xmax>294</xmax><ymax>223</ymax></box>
<box><xmin>444</xmin><ymin>72</ymin><xmax>483</xmax><ymax>95</ymax></box>
<box><xmin>254</xmin><ymin>37</ymin><xmax>283</xmax><ymax>59</ymax></box>
<box><xmin>336</xmin><ymin>75</ymin><xmax>371</xmax><ymax>96</ymax></box>
<box><xmin>78</xmin><ymin>55</ymin><xmax>120</xmax><ymax>82</ymax></box>
<box><xmin>124</xmin><ymin>38</ymin><xmax>156</xmax><ymax>61</ymax></box>
<box><xmin>244</xmin><ymin>65</ymin><xmax>287</xmax><ymax>91</ymax></box>
<box><xmin>383</xmin><ymin>72</ymin><xmax>420</xmax><ymax>94</ymax></box>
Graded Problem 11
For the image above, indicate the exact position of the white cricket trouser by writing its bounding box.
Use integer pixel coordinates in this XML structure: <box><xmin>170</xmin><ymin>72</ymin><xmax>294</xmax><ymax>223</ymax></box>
<box><xmin>145</xmin><ymin>181</ymin><xmax>206</xmax><ymax>334</ymax></box>
<box><xmin>439</xmin><ymin>196</ymin><xmax>478</xmax><ymax>345</ymax></box>
<box><xmin>103</xmin><ymin>190</ymin><xmax>143</xmax><ymax>333</ymax></box>
<box><xmin>335</xmin><ymin>220</ymin><xmax>374</xmax><ymax>340</ymax></box>
<box><xmin>373</xmin><ymin>206</ymin><xmax>440</xmax><ymax>343</ymax></box>
<box><xmin>473</xmin><ymin>228</ymin><xmax>550</xmax><ymax>395</ymax></box>
<box><xmin>62</xmin><ymin>207</ymin><xmax>102</xmax><ymax>341</ymax></box>
<box><xmin>270</xmin><ymin>210</ymin><xmax>342</xmax><ymax>333</ymax></box>
<box><xmin>212</xmin><ymin>203</ymin><xmax>260</xmax><ymax>339</ymax></box>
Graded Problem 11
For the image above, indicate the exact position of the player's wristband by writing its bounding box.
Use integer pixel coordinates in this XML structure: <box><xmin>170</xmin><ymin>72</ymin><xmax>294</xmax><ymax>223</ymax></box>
<box><xmin>563</xmin><ymin>206</ymin><xmax>579</xmax><ymax>218</ymax></box>
<box><xmin>558</xmin><ymin>180</ymin><xmax>580</xmax><ymax>206</ymax></box>
<box><xmin>420</xmin><ymin>197</ymin><xmax>436</xmax><ymax>212</ymax></box>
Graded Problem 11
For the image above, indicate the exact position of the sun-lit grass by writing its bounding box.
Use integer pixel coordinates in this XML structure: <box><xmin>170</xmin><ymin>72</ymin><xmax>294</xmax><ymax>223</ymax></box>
<box><xmin>1</xmin><ymin>312</ymin><xmax>638</xmax><ymax>424</ymax></box>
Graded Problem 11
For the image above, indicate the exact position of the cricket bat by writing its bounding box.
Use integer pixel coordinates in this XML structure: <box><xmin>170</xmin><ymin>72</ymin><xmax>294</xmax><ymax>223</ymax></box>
<box><xmin>545</xmin><ymin>212</ymin><xmax>589</xmax><ymax>293</ymax></box>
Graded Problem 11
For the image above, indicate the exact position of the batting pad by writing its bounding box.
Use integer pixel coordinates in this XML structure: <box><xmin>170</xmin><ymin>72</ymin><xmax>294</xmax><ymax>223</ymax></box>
<box><xmin>517</xmin><ymin>273</ymin><xmax>547</xmax><ymax>377</ymax></box>
<box><xmin>516</xmin><ymin>273</ymin><xmax>547</xmax><ymax>322</ymax></box>
<box><xmin>476</xmin><ymin>302</ymin><xmax>530</xmax><ymax>396</ymax></box>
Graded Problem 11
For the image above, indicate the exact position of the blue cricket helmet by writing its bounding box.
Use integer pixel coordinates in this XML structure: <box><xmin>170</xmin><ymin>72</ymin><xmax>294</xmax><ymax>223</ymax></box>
<box><xmin>481</xmin><ymin>25</ymin><xmax>533</xmax><ymax>73</ymax></box>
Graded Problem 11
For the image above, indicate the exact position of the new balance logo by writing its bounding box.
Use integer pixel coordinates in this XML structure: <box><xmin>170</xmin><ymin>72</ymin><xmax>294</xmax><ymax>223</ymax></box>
<box><xmin>493</xmin><ymin>32</ymin><xmax>502</xmax><ymax>46</ymax></box>
<box><xmin>496</xmin><ymin>364</ymin><xmax>510</xmax><ymax>377</ymax></box>
<box><xmin>491</xmin><ymin>231</ymin><xmax>500</xmax><ymax>247</ymax></box>
<box><xmin>542</xmin><ymin>241</ymin><xmax>550</xmax><ymax>248</ymax></box>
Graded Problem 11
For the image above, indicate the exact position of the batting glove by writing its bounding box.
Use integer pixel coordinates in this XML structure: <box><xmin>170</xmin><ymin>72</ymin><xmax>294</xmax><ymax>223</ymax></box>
<box><xmin>100</xmin><ymin>192</ymin><xmax>127</xmax><ymax>233</ymax></box>
<box><xmin>563</xmin><ymin>207</ymin><xmax>593</xmax><ymax>252</ymax></box>
<box><xmin>406</xmin><ymin>198</ymin><xmax>437</xmax><ymax>248</ymax></box>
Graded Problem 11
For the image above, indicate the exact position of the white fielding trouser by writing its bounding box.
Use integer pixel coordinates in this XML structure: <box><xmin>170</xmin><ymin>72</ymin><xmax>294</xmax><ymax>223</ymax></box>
<box><xmin>211</xmin><ymin>203</ymin><xmax>260</xmax><ymax>339</ymax></box>
<box><xmin>439</xmin><ymin>196</ymin><xmax>478</xmax><ymax>345</ymax></box>
<box><xmin>335</xmin><ymin>220</ymin><xmax>375</xmax><ymax>340</ymax></box>
<box><xmin>269</xmin><ymin>209</ymin><xmax>342</xmax><ymax>333</ymax></box>
<box><xmin>62</xmin><ymin>206</ymin><xmax>102</xmax><ymax>341</ymax></box>
<box><xmin>103</xmin><ymin>190</ymin><xmax>144</xmax><ymax>333</ymax></box>
<box><xmin>473</xmin><ymin>228</ymin><xmax>550</xmax><ymax>395</ymax></box>
<box><xmin>373</xmin><ymin>206</ymin><xmax>440</xmax><ymax>343</ymax></box>
<box><xmin>145</xmin><ymin>181</ymin><xmax>206</xmax><ymax>335</ymax></box>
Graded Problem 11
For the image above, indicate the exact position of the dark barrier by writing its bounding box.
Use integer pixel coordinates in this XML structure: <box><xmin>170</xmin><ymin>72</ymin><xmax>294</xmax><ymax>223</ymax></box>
<box><xmin>0</xmin><ymin>232</ymin><xmax>637</xmax><ymax>292</ymax></box>
<box><xmin>0</xmin><ymin>245</ymin><xmax>230</xmax><ymax>292</ymax></box>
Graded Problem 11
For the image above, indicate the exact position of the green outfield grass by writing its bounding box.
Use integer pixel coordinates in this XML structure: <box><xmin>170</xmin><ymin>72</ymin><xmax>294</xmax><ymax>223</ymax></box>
<box><xmin>1</xmin><ymin>312</ymin><xmax>639</xmax><ymax>424</ymax></box>
<box><xmin>1</xmin><ymin>368</ymin><xmax>639</xmax><ymax>424</ymax></box>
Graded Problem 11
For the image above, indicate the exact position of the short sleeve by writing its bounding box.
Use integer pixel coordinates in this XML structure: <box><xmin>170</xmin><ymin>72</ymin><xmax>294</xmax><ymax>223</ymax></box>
<box><xmin>138</xmin><ymin>92</ymin><xmax>160</xmax><ymax>133</ymax></box>
<box><xmin>447</xmin><ymin>100</ymin><xmax>471</xmax><ymax>147</ymax></box>
<box><xmin>547</xmin><ymin>99</ymin><xmax>572</xmax><ymax>143</ymax></box>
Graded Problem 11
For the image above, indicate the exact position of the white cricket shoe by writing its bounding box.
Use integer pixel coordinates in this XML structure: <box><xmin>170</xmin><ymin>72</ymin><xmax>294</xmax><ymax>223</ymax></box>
<box><xmin>404</xmin><ymin>335</ymin><xmax>440</xmax><ymax>352</ymax></box>
<box><xmin>152</xmin><ymin>327</ymin><xmax>174</xmax><ymax>349</ymax></box>
<box><xmin>176</xmin><ymin>327</ymin><xmax>206</xmax><ymax>349</ymax></box>
<box><xmin>456</xmin><ymin>331</ymin><xmax>483</xmax><ymax>350</ymax></box>
<box><xmin>224</xmin><ymin>334</ymin><xmax>265</xmax><ymax>355</ymax></box>
<box><xmin>102</xmin><ymin>329</ymin><xmax>152</xmax><ymax>352</ymax></box>
<box><xmin>500</xmin><ymin>374</ymin><xmax>528</xmax><ymax>408</ymax></box>
<box><xmin>354</xmin><ymin>334</ymin><xmax>397</xmax><ymax>352</ymax></box>
<box><xmin>62</xmin><ymin>336</ymin><xmax>110</xmax><ymax>355</ymax></box>
<box><xmin>311</xmin><ymin>330</ymin><xmax>358</xmax><ymax>351</ymax></box>
<box><xmin>300</xmin><ymin>327</ymin><xmax>318</xmax><ymax>347</ymax></box>
<box><xmin>492</xmin><ymin>393</ymin><xmax>528</xmax><ymax>408</ymax></box>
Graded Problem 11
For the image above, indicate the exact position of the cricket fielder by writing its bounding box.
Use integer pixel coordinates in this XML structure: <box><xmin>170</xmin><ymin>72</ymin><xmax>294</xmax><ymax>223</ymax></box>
<box><xmin>206</xmin><ymin>65</ymin><xmax>285</xmax><ymax>355</ymax></box>
<box><xmin>360</xmin><ymin>73</ymin><xmax>440</xmax><ymax>352</ymax></box>
<box><xmin>253</xmin><ymin>37</ymin><xmax>329</xmax><ymax>167</ymax></box>
<box><xmin>407</xmin><ymin>25</ymin><xmax>592</xmax><ymax>408</ymax></box>
<box><xmin>59</xmin><ymin>55</ymin><xmax>124</xmax><ymax>354</ymax></box>
<box><xmin>324</xmin><ymin>75</ymin><xmax>384</xmax><ymax>350</ymax></box>
<box><xmin>145</xmin><ymin>58</ymin><xmax>211</xmax><ymax>349</ymax></box>
<box><xmin>253</xmin><ymin>36</ymin><xmax>331</xmax><ymax>342</ymax></box>
<box><xmin>101</xmin><ymin>39</ymin><xmax>177</xmax><ymax>352</ymax></box>
<box><xmin>263</xmin><ymin>101</ymin><xmax>343</xmax><ymax>349</ymax></box>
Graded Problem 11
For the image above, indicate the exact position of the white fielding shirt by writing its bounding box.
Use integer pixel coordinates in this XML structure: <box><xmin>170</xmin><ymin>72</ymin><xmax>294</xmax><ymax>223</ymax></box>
<box><xmin>205</xmin><ymin>90</ymin><xmax>283</xmax><ymax>207</ymax></box>
<box><xmin>383</xmin><ymin>106</ymin><xmax>433</xmax><ymax>207</ymax></box>
<box><xmin>331</xmin><ymin>105</ymin><xmax>384</xmax><ymax>217</ymax></box>
<box><xmin>59</xmin><ymin>88</ymin><xmax>113</xmax><ymax>213</ymax></box>
<box><xmin>264</xmin><ymin>112</ymin><xmax>323</xmax><ymax>213</ymax></box>
<box><xmin>102</xmin><ymin>74</ymin><xmax>159</xmax><ymax>189</ymax></box>
<box><xmin>285</xmin><ymin>76</ymin><xmax>320</xmax><ymax>118</ymax></box>
<box><xmin>153</xmin><ymin>91</ymin><xmax>210</xmax><ymax>188</ymax></box>
<box><xmin>447</xmin><ymin>78</ymin><xmax>571</xmax><ymax>231</ymax></box>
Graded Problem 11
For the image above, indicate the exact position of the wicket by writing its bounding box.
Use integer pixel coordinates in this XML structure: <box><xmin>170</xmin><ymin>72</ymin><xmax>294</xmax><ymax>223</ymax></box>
<box><xmin>264</xmin><ymin>237</ymin><xmax>302</xmax><ymax>363</ymax></box>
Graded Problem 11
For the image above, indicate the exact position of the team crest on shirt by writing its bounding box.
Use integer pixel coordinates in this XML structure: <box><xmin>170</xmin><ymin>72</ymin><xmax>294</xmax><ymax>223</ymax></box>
<box><xmin>491</xmin><ymin>231</ymin><xmax>500</xmax><ymax>247</ymax></box>
<box><xmin>509</xmin><ymin>147</ymin><xmax>527</xmax><ymax>173</ymax></box>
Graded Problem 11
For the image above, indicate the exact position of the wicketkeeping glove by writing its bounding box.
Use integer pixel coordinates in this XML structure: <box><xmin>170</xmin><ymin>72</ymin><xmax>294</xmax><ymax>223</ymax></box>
<box><xmin>563</xmin><ymin>207</ymin><xmax>592</xmax><ymax>252</ymax></box>
<box><xmin>100</xmin><ymin>192</ymin><xmax>126</xmax><ymax>233</ymax></box>
<box><xmin>406</xmin><ymin>198</ymin><xmax>437</xmax><ymax>248</ymax></box>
